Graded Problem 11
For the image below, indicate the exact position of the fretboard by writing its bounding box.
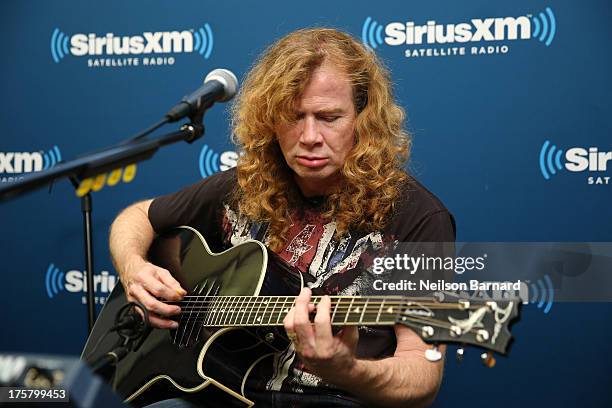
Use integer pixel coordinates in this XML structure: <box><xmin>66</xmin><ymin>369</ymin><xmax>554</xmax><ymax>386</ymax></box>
<box><xmin>168</xmin><ymin>295</ymin><xmax>408</xmax><ymax>327</ymax></box>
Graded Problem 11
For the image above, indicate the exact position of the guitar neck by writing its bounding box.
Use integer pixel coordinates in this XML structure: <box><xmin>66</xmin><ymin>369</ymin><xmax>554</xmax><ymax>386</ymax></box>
<box><xmin>169</xmin><ymin>295</ymin><xmax>421</xmax><ymax>327</ymax></box>
<box><xmin>163</xmin><ymin>293</ymin><xmax>518</xmax><ymax>355</ymax></box>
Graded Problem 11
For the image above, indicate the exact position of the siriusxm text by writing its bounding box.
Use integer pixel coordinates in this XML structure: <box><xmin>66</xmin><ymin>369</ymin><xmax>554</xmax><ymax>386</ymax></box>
<box><xmin>71</xmin><ymin>31</ymin><xmax>194</xmax><ymax>56</ymax></box>
<box><xmin>385</xmin><ymin>17</ymin><xmax>531</xmax><ymax>45</ymax></box>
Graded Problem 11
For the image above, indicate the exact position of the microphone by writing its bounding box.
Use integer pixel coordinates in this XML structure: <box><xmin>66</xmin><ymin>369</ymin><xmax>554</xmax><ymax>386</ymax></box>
<box><xmin>111</xmin><ymin>302</ymin><xmax>149</xmax><ymax>332</ymax></box>
<box><xmin>165</xmin><ymin>68</ymin><xmax>239</xmax><ymax>122</ymax></box>
<box><xmin>111</xmin><ymin>311</ymin><xmax>142</xmax><ymax>331</ymax></box>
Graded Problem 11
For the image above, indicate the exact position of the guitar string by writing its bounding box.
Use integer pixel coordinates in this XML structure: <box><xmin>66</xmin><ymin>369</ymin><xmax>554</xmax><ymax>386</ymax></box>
<box><xmin>172</xmin><ymin>295</ymin><xmax>454</xmax><ymax>302</ymax></box>
<box><xmin>173</xmin><ymin>307</ymin><xmax>480</xmax><ymax>319</ymax></box>
<box><xmin>171</xmin><ymin>297</ymin><xmax>473</xmax><ymax>304</ymax></box>
<box><xmin>171</xmin><ymin>306</ymin><xmax>508</xmax><ymax>344</ymax></box>
<box><xmin>176</xmin><ymin>301</ymin><xmax>509</xmax><ymax>324</ymax></box>
<box><xmin>175</xmin><ymin>303</ymin><xmax>480</xmax><ymax>310</ymax></box>
<box><xmin>171</xmin><ymin>300</ymin><xmax>488</xmax><ymax>316</ymax></box>
<box><xmin>167</xmin><ymin>302</ymin><xmax>506</xmax><ymax>345</ymax></box>
<box><xmin>176</xmin><ymin>314</ymin><xmax>459</xmax><ymax>328</ymax></box>
<box><xmin>167</xmin><ymin>295</ymin><xmax>502</xmax><ymax>304</ymax></box>
<box><xmin>173</xmin><ymin>303</ymin><xmax>482</xmax><ymax>312</ymax></box>
<box><xmin>167</xmin><ymin>298</ymin><xmax>484</xmax><ymax>308</ymax></box>
<box><xmin>178</xmin><ymin>295</ymin><xmax>434</xmax><ymax>298</ymax></box>
<box><xmin>173</xmin><ymin>308</ymin><xmax>479</xmax><ymax>324</ymax></box>
<box><xmin>161</xmin><ymin>296</ymin><xmax>511</xmax><ymax>338</ymax></box>
<box><xmin>172</xmin><ymin>312</ymin><xmax>492</xmax><ymax>342</ymax></box>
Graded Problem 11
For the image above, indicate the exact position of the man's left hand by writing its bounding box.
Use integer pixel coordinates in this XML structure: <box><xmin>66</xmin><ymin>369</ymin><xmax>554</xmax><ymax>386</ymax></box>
<box><xmin>283</xmin><ymin>287</ymin><xmax>360</xmax><ymax>382</ymax></box>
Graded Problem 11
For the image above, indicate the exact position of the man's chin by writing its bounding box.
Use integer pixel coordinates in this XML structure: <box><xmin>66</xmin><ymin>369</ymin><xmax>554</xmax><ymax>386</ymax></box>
<box><xmin>295</xmin><ymin>169</ymin><xmax>335</xmax><ymax>181</ymax></box>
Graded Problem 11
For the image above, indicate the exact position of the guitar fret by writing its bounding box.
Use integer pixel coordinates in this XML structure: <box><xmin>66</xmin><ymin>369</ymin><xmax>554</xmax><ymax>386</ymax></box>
<box><xmin>246</xmin><ymin>297</ymin><xmax>254</xmax><ymax>324</ymax></box>
<box><xmin>237</xmin><ymin>297</ymin><xmax>245</xmax><ymax>325</ymax></box>
<box><xmin>225</xmin><ymin>296</ymin><xmax>236</xmax><ymax>326</ymax></box>
<box><xmin>277</xmin><ymin>296</ymin><xmax>289</xmax><ymax>324</ymax></box>
<box><xmin>221</xmin><ymin>296</ymin><xmax>228</xmax><ymax>326</ymax></box>
<box><xmin>215</xmin><ymin>297</ymin><xmax>222</xmax><ymax>326</ymax></box>
<box><xmin>233</xmin><ymin>296</ymin><xmax>242</xmax><ymax>326</ymax></box>
<box><xmin>247</xmin><ymin>297</ymin><xmax>255</xmax><ymax>326</ymax></box>
<box><xmin>240</xmin><ymin>297</ymin><xmax>251</xmax><ymax>326</ymax></box>
<box><xmin>224</xmin><ymin>297</ymin><xmax>234</xmax><ymax>326</ymax></box>
<box><xmin>376</xmin><ymin>299</ymin><xmax>384</xmax><ymax>324</ymax></box>
<box><xmin>245</xmin><ymin>297</ymin><xmax>255</xmax><ymax>325</ymax></box>
<box><xmin>245</xmin><ymin>297</ymin><xmax>253</xmax><ymax>326</ymax></box>
<box><xmin>344</xmin><ymin>298</ymin><xmax>355</xmax><ymax>324</ymax></box>
<box><xmin>202</xmin><ymin>282</ymin><xmax>216</xmax><ymax>327</ymax></box>
<box><xmin>230</xmin><ymin>297</ymin><xmax>238</xmax><ymax>325</ymax></box>
<box><xmin>209</xmin><ymin>297</ymin><xmax>219</xmax><ymax>326</ymax></box>
<box><xmin>260</xmin><ymin>297</ymin><xmax>270</xmax><ymax>326</ymax></box>
<box><xmin>267</xmin><ymin>298</ymin><xmax>276</xmax><ymax>325</ymax></box>
<box><xmin>286</xmin><ymin>296</ymin><xmax>293</xmax><ymax>323</ymax></box>
<box><xmin>281</xmin><ymin>296</ymin><xmax>289</xmax><ymax>324</ymax></box>
<box><xmin>210</xmin><ymin>296</ymin><xmax>220</xmax><ymax>326</ymax></box>
<box><xmin>252</xmin><ymin>297</ymin><xmax>264</xmax><ymax>326</ymax></box>
<box><xmin>225</xmin><ymin>297</ymin><xmax>234</xmax><ymax>326</ymax></box>
<box><xmin>331</xmin><ymin>298</ymin><xmax>340</xmax><ymax>324</ymax></box>
<box><xmin>214</xmin><ymin>297</ymin><xmax>227</xmax><ymax>326</ymax></box>
<box><xmin>205</xmin><ymin>296</ymin><xmax>214</xmax><ymax>326</ymax></box>
<box><xmin>359</xmin><ymin>298</ymin><xmax>369</xmax><ymax>324</ymax></box>
<box><xmin>233</xmin><ymin>297</ymin><xmax>244</xmax><ymax>325</ymax></box>
<box><xmin>203</xmin><ymin>296</ymin><xmax>212</xmax><ymax>326</ymax></box>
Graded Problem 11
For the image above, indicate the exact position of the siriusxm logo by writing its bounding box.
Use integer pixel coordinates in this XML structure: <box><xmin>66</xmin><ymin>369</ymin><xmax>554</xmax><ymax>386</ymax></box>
<box><xmin>539</xmin><ymin>140</ymin><xmax>611</xmax><ymax>185</ymax></box>
<box><xmin>45</xmin><ymin>263</ymin><xmax>117</xmax><ymax>304</ymax></box>
<box><xmin>526</xmin><ymin>274</ymin><xmax>554</xmax><ymax>314</ymax></box>
<box><xmin>0</xmin><ymin>146</ymin><xmax>61</xmax><ymax>182</ymax></box>
<box><xmin>362</xmin><ymin>7</ymin><xmax>556</xmax><ymax>58</ymax></box>
<box><xmin>199</xmin><ymin>144</ymin><xmax>239</xmax><ymax>178</ymax></box>
<box><xmin>51</xmin><ymin>24</ymin><xmax>214</xmax><ymax>67</ymax></box>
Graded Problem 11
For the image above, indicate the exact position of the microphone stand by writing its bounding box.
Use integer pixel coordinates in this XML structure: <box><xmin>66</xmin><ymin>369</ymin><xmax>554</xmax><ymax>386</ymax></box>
<box><xmin>0</xmin><ymin>106</ymin><xmax>208</xmax><ymax>334</ymax></box>
<box><xmin>69</xmin><ymin>178</ymin><xmax>96</xmax><ymax>333</ymax></box>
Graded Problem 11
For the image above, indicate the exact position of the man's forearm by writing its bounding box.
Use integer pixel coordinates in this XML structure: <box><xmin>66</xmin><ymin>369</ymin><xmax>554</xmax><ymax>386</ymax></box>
<box><xmin>109</xmin><ymin>199</ymin><xmax>154</xmax><ymax>282</ymax></box>
<box><xmin>109</xmin><ymin>199</ymin><xmax>185</xmax><ymax>328</ymax></box>
<box><xmin>334</xmin><ymin>354</ymin><xmax>443</xmax><ymax>408</ymax></box>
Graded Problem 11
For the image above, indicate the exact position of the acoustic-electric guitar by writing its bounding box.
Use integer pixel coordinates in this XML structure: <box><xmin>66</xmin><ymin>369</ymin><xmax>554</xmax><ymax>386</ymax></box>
<box><xmin>82</xmin><ymin>226</ymin><xmax>520</xmax><ymax>407</ymax></box>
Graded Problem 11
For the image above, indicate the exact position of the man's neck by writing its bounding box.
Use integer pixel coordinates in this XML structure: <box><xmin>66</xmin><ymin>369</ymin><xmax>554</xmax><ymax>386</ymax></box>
<box><xmin>294</xmin><ymin>174</ymin><xmax>341</xmax><ymax>198</ymax></box>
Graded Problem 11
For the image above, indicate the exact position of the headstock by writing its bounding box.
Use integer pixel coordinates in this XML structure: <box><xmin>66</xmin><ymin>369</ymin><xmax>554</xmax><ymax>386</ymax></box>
<box><xmin>396</xmin><ymin>292</ymin><xmax>521</xmax><ymax>365</ymax></box>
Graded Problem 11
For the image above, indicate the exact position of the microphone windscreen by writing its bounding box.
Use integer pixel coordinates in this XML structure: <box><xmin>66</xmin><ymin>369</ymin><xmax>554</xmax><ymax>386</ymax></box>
<box><xmin>204</xmin><ymin>69</ymin><xmax>239</xmax><ymax>102</ymax></box>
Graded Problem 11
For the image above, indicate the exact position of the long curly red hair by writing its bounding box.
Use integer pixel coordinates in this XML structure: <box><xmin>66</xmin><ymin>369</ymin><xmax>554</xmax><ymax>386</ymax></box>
<box><xmin>231</xmin><ymin>28</ymin><xmax>410</xmax><ymax>251</ymax></box>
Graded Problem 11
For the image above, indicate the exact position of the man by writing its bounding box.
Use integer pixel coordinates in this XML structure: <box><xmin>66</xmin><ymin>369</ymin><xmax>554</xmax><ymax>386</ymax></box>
<box><xmin>110</xmin><ymin>28</ymin><xmax>455</xmax><ymax>407</ymax></box>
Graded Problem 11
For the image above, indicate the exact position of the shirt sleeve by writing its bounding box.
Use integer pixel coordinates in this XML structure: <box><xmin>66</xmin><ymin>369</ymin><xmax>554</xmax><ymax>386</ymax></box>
<box><xmin>147</xmin><ymin>168</ymin><xmax>236</xmax><ymax>248</ymax></box>
<box><xmin>407</xmin><ymin>210</ymin><xmax>456</xmax><ymax>242</ymax></box>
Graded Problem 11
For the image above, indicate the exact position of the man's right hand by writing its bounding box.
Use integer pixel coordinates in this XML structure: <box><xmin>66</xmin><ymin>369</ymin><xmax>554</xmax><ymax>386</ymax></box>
<box><xmin>123</xmin><ymin>256</ymin><xmax>187</xmax><ymax>329</ymax></box>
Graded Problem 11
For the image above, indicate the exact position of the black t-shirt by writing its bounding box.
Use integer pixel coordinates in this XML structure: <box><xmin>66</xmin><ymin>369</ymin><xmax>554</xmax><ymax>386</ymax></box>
<box><xmin>148</xmin><ymin>167</ymin><xmax>455</xmax><ymax>395</ymax></box>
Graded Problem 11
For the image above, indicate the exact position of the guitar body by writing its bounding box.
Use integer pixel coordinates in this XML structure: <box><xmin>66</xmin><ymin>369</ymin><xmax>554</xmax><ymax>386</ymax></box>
<box><xmin>82</xmin><ymin>226</ymin><xmax>303</xmax><ymax>407</ymax></box>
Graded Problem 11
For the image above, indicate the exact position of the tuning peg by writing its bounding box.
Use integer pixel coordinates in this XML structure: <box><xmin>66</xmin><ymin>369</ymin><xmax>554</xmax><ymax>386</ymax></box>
<box><xmin>458</xmin><ymin>299</ymin><xmax>470</xmax><ymax>310</ymax></box>
<box><xmin>476</xmin><ymin>329</ymin><xmax>490</xmax><ymax>343</ymax></box>
<box><xmin>480</xmin><ymin>352</ymin><xmax>496</xmax><ymax>368</ymax></box>
<box><xmin>456</xmin><ymin>347</ymin><xmax>465</xmax><ymax>363</ymax></box>
<box><xmin>425</xmin><ymin>344</ymin><xmax>442</xmax><ymax>362</ymax></box>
